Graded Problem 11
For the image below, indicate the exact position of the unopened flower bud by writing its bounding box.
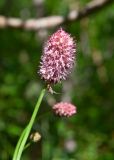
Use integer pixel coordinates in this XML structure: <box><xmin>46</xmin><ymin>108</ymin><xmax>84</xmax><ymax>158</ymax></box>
<box><xmin>30</xmin><ymin>132</ymin><xmax>41</xmax><ymax>142</ymax></box>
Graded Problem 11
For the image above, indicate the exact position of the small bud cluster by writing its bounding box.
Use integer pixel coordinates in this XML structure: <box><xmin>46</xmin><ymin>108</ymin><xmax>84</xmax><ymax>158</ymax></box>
<box><xmin>53</xmin><ymin>102</ymin><xmax>76</xmax><ymax>117</ymax></box>
<box><xmin>30</xmin><ymin>132</ymin><xmax>41</xmax><ymax>142</ymax></box>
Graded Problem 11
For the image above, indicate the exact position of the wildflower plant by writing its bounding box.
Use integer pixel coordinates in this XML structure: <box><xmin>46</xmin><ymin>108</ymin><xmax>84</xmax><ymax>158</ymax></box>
<box><xmin>13</xmin><ymin>28</ymin><xmax>77</xmax><ymax>160</ymax></box>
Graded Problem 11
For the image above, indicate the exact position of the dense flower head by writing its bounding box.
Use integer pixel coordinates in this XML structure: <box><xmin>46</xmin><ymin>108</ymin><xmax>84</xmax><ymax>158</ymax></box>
<box><xmin>39</xmin><ymin>28</ymin><xmax>76</xmax><ymax>84</ymax></box>
<box><xmin>53</xmin><ymin>102</ymin><xmax>77</xmax><ymax>117</ymax></box>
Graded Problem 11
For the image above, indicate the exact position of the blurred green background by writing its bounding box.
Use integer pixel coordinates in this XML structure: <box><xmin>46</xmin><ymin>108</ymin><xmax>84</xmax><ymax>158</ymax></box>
<box><xmin>0</xmin><ymin>0</ymin><xmax>114</xmax><ymax>160</ymax></box>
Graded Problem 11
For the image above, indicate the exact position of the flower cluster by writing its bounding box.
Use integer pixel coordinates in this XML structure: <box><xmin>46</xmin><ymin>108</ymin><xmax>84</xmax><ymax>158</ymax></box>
<box><xmin>39</xmin><ymin>28</ymin><xmax>77</xmax><ymax>117</ymax></box>
<box><xmin>39</xmin><ymin>28</ymin><xmax>76</xmax><ymax>84</ymax></box>
<box><xmin>53</xmin><ymin>102</ymin><xmax>76</xmax><ymax>117</ymax></box>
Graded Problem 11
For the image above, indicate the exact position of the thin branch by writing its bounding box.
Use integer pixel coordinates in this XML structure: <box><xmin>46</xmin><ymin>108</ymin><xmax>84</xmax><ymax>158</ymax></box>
<box><xmin>0</xmin><ymin>0</ymin><xmax>113</xmax><ymax>31</ymax></box>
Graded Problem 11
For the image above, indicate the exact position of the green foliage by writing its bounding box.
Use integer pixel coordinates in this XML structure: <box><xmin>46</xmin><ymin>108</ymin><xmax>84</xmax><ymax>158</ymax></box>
<box><xmin>0</xmin><ymin>0</ymin><xmax>114</xmax><ymax>159</ymax></box>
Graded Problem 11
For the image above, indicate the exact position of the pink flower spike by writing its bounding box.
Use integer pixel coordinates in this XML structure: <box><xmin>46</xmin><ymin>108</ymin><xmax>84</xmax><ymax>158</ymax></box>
<box><xmin>39</xmin><ymin>28</ymin><xmax>76</xmax><ymax>84</ymax></box>
<box><xmin>53</xmin><ymin>102</ymin><xmax>77</xmax><ymax>117</ymax></box>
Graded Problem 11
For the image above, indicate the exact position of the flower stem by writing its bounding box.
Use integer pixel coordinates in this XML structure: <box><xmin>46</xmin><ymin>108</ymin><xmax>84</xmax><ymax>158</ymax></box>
<box><xmin>13</xmin><ymin>126</ymin><xmax>27</xmax><ymax>160</ymax></box>
<box><xmin>13</xmin><ymin>88</ymin><xmax>46</xmax><ymax>160</ymax></box>
<box><xmin>24</xmin><ymin>142</ymin><xmax>31</xmax><ymax>150</ymax></box>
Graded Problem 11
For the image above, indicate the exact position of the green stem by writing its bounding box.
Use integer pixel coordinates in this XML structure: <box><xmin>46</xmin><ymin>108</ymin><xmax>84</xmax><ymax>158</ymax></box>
<box><xmin>13</xmin><ymin>88</ymin><xmax>46</xmax><ymax>160</ymax></box>
<box><xmin>13</xmin><ymin>126</ymin><xmax>27</xmax><ymax>160</ymax></box>
<box><xmin>24</xmin><ymin>142</ymin><xmax>31</xmax><ymax>150</ymax></box>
